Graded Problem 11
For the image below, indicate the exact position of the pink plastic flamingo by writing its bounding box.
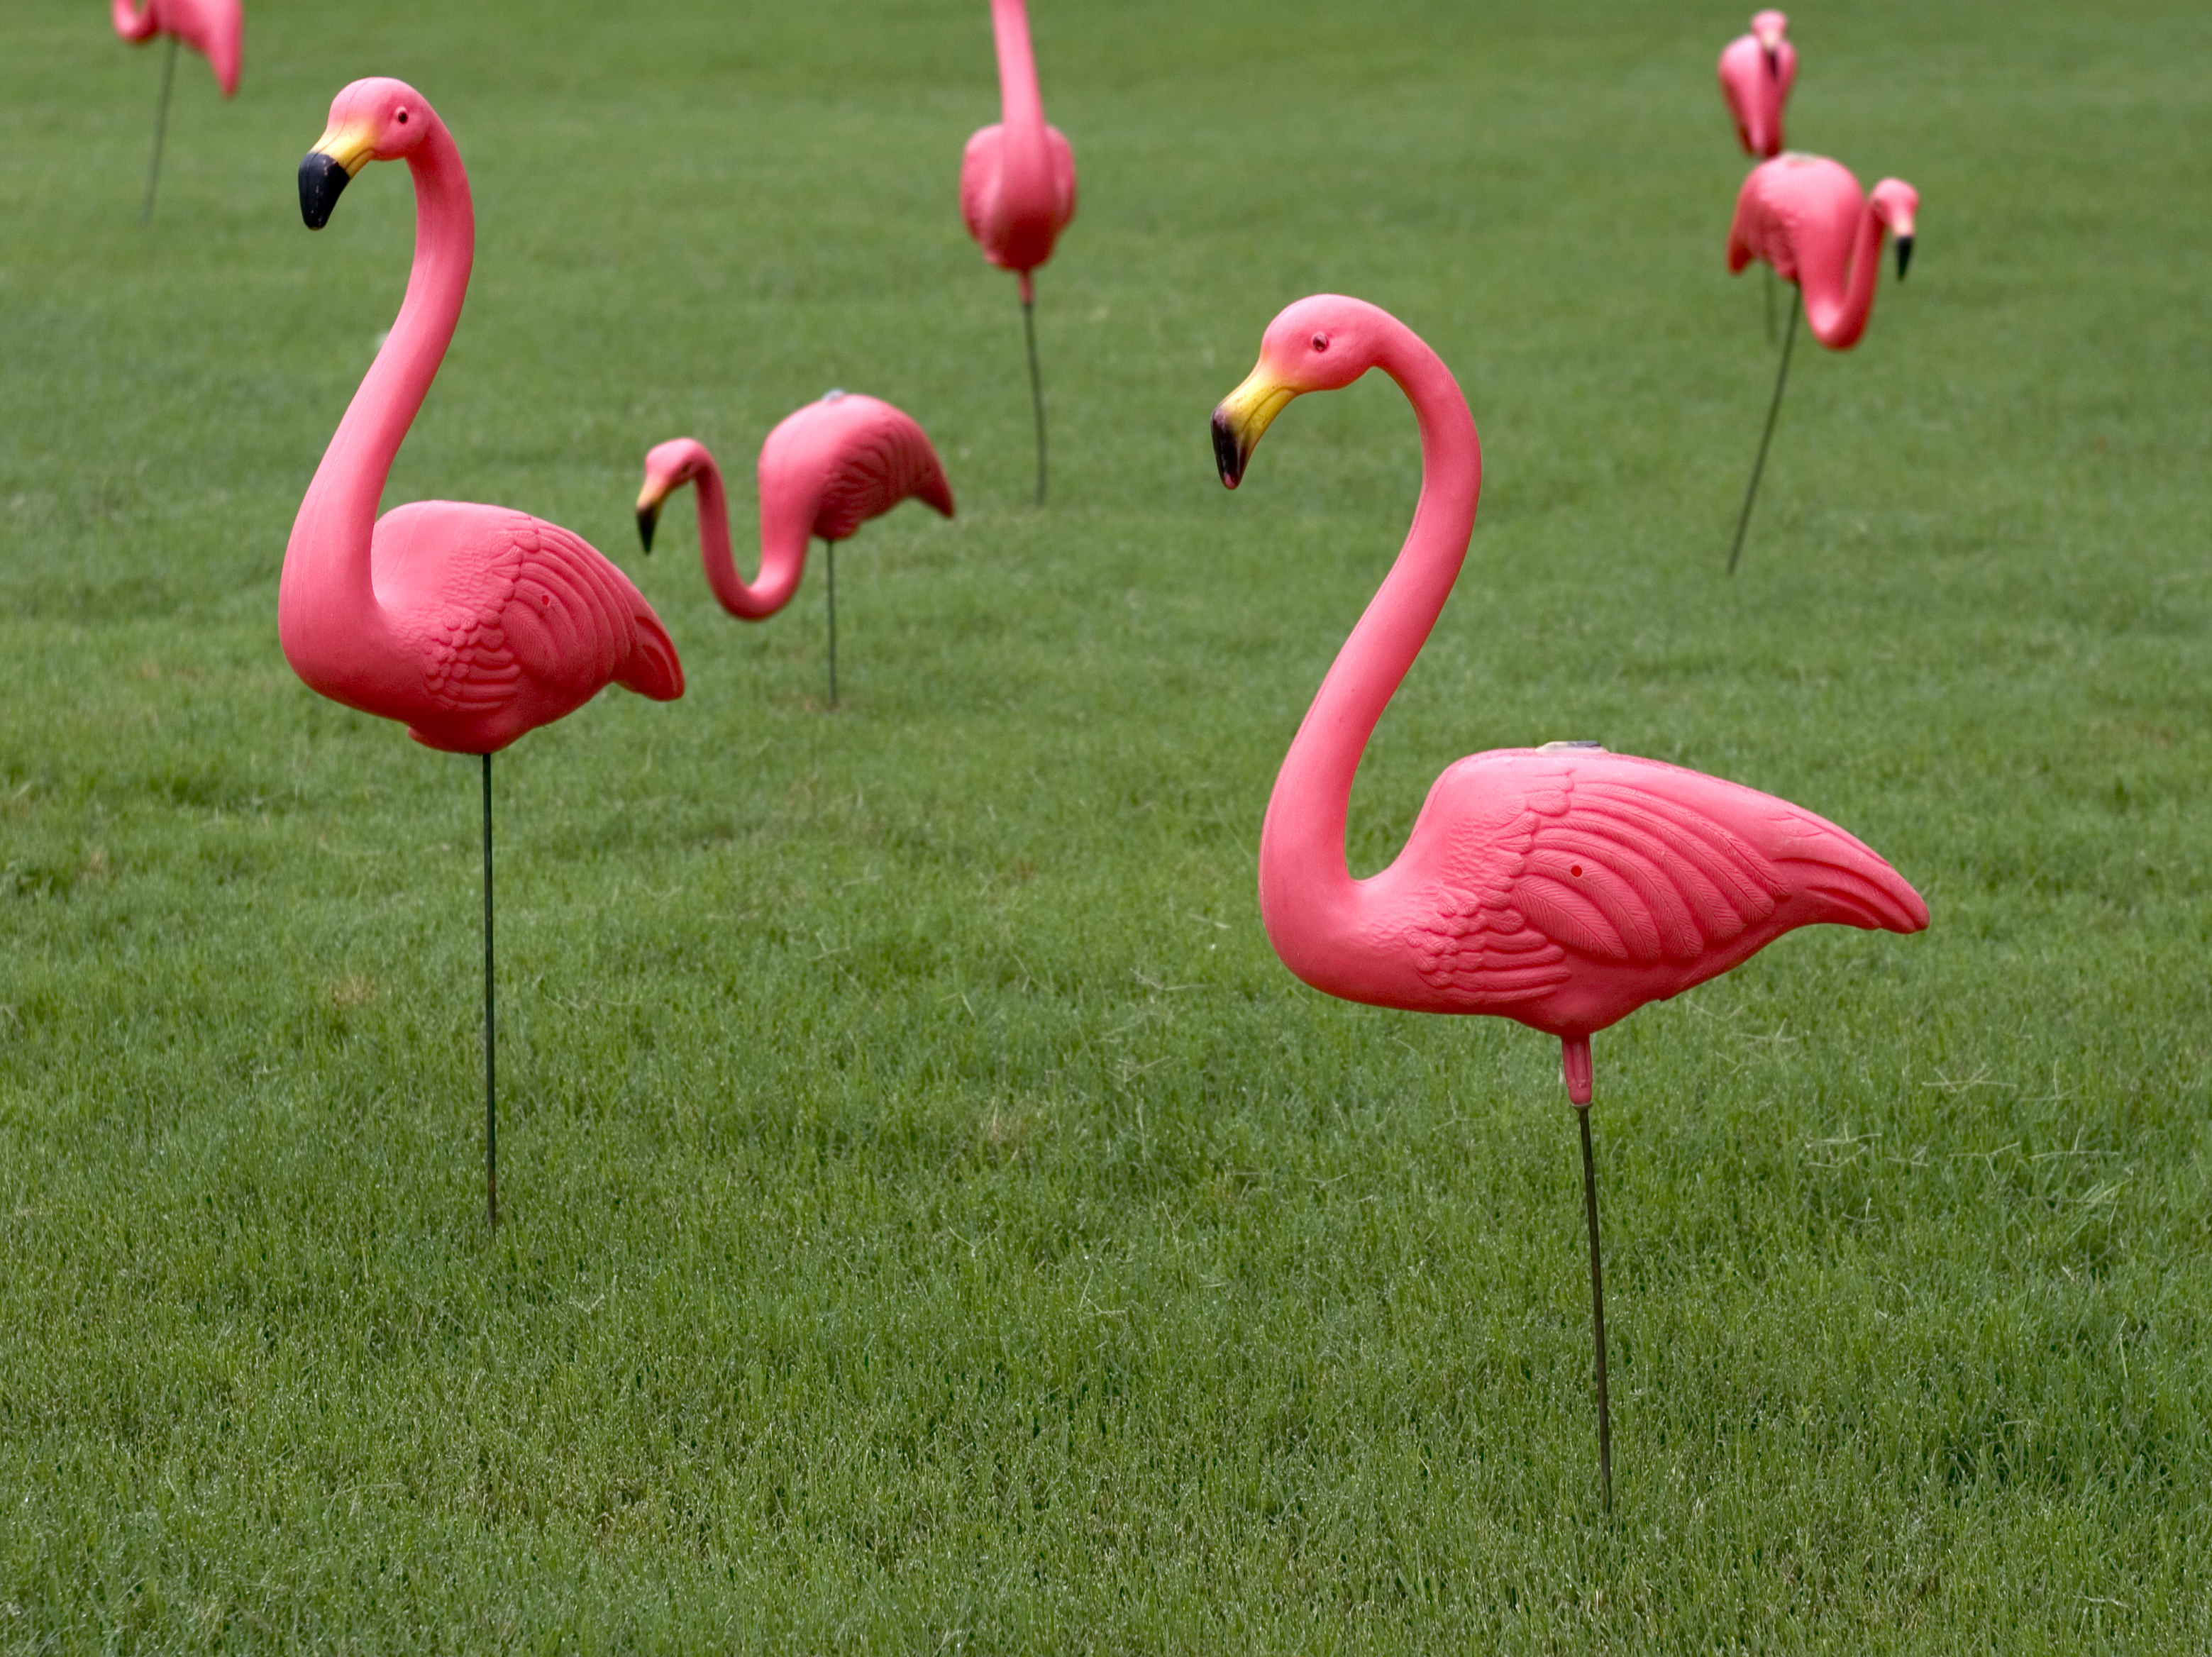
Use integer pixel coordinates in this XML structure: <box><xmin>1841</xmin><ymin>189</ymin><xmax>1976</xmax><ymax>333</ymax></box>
<box><xmin>1718</xmin><ymin>11</ymin><xmax>1794</xmax><ymax>160</ymax></box>
<box><xmin>1212</xmin><ymin>294</ymin><xmax>1928</xmax><ymax>1508</ymax></box>
<box><xmin>1725</xmin><ymin>154</ymin><xmax>1919</xmax><ymax>570</ymax></box>
<box><xmin>113</xmin><ymin>0</ymin><xmax>242</xmax><ymax>221</ymax></box>
<box><xmin>961</xmin><ymin>0</ymin><xmax>1077</xmax><ymax>505</ymax></box>
<box><xmin>1717</xmin><ymin>9</ymin><xmax>1796</xmax><ymax>341</ymax></box>
<box><xmin>287</xmin><ymin>78</ymin><xmax>685</xmax><ymax>1225</ymax></box>
<box><xmin>635</xmin><ymin>391</ymin><xmax>955</xmax><ymax>704</ymax></box>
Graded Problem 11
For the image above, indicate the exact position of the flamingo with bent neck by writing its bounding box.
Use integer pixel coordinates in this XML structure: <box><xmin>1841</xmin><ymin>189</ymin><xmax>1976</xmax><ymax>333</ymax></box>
<box><xmin>960</xmin><ymin>0</ymin><xmax>1076</xmax><ymax>506</ymax></box>
<box><xmin>1211</xmin><ymin>294</ymin><xmax>1928</xmax><ymax>1509</ymax></box>
<box><xmin>113</xmin><ymin>0</ymin><xmax>242</xmax><ymax>221</ymax></box>
<box><xmin>634</xmin><ymin>391</ymin><xmax>956</xmax><ymax>704</ymax></box>
<box><xmin>287</xmin><ymin>78</ymin><xmax>685</xmax><ymax>1226</ymax></box>
<box><xmin>1724</xmin><ymin>154</ymin><xmax>1919</xmax><ymax>572</ymax></box>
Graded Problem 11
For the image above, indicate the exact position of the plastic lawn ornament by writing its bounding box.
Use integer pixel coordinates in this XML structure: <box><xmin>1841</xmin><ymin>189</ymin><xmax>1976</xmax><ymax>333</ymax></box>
<box><xmin>636</xmin><ymin>392</ymin><xmax>956</xmax><ymax>706</ymax></box>
<box><xmin>114</xmin><ymin>0</ymin><xmax>243</xmax><ymax>221</ymax></box>
<box><xmin>1725</xmin><ymin>155</ymin><xmax>1920</xmax><ymax>572</ymax></box>
<box><xmin>960</xmin><ymin>0</ymin><xmax>1077</xmax><ymax>506</ymax></box>
<box><xmin>1717</xmin><ymin>9</ymin><xmax>1796</xmax><ymax>342</ymax></box>
<box><xmin>1210</xmin><ymin>293</ymin><xmax>1930</xmax><ymax>1512</ymax></box>
<box><xmin>286</xmin><ymin>79</ymin><xmax>685</xmax><ymax>1226</ymax></box>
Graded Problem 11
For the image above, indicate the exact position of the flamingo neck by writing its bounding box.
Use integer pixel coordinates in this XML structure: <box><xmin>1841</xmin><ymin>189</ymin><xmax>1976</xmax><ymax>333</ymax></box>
<box><xmin>676</xmin><ymin>448</ymin><xmax>804</xmax><ymax>621</ymax></box>
<box><xmin>990</xmin><ymin>0</ymin><xmax>1047</xmax><ymax>134</ymax></box>
<box><xmin>1257</xmin><ymin>322</ymin><xmax>1482</xmax><ymax>985</ymax></box>
<box><xmin>280</xmin><ymin>121</ymin><xmax>473</xmax><ymax>675</ymax></box>
<box><xmin>112</xmin><ymin>0</ymin><xmax>159</xmax><ymax>41</ymax></box>
<box><xmin>1803</xmin><ymin>189</ymin><xmax>1887</xmax><ymax>350</ymax></box>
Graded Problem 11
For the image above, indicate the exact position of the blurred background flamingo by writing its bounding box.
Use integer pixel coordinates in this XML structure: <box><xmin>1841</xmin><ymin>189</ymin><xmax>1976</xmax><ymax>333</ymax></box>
<box><xmin>1212</xmin><ymin>293</ymin><xmax>1928</xmax><ymax>1510</ymax></box>
<box><xmin>961</xmin><ymin>0</ymin><xmax>1076</xmax><ymax>506</ymax></box>
<box><xmin>113</xmin><ymin>0</ymin><xmax>242</xmax><ymax>221</ymax></box>
<box><xmin>1717</xmin><ymin>9</ymin><xmax>1796</xmax><ymax>340</ymax></box>
<box><xmin>288</xmin><ymin>79</ymin><xmax>684</xmax><ymax>1225</ymax></box>
<box><xmin>636</xmin><ymin>391</ymin><xmax>956</xmax><ymax>704</ymax></box>
<box><xmin>1725</xmin><ymin>154</ymin><xmax>1919</xmax><ymax>571</ymax></box>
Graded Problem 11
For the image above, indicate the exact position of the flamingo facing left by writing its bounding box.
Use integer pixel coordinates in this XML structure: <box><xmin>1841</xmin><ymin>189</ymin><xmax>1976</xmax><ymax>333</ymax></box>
<box><xmin>1212</xmin><ymin>294</ymin><xmax>1928</xmax><ymax>1508</ymax></box>
<box><xmin>113</xmin><ymin>0</ymin><xmax>243</xmax><ymax>221</ymax></box>
<box><xmin>634</xmin><ymin>391</ymin><xmax>956</xmax><ymax>704</ymax></box>
<box><xmin>287</xmin><ymin>78</ymin><xmax>685</xmax><ymax>1225</ymax></box>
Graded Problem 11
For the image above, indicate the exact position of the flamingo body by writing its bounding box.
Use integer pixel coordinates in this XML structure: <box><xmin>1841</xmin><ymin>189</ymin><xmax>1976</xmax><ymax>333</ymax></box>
<box><xmin>960</xmin><ymin>0</ymin><xmax>1076</xmax><ymax>295</ymax></box>
<box><xmin>637</xmin><ymin>393</ymin><xmax>954</xmax><ymax>621</ymax></box>
<box><xmin>113</xmin><ymin>0</ymin><xmax>241</xmax><ymax>97</ymax></box>
<box><xmin>1212</xmin><ymin>296</ymin><xmax>1925</xmax><ymax>1086</ymax></box>
<box><xmin>284</xmin><ymin>79</ymin><xmax>681</xmax><ymax>755</ymax></box>
<box><xmin>1717</xmin><ymin>10</ymin><xmax>1793</xmax><ymax>158</ymax></box>
<box><xmin>1729</xmin><ymin>155</ymin><xmax>1919</xmax><ymax>350</ymax></box>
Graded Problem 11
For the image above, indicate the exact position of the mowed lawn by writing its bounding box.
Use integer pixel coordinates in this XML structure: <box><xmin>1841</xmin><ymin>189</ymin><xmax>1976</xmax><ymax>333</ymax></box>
<box><xmin>3</xmin><ymin>0</ymin><xmax>2209</xmax><ymax>1646</ymax></box>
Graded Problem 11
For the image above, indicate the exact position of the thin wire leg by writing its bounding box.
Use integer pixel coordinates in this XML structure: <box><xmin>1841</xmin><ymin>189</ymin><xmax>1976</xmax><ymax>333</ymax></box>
<box><xmin>482</xmin><ymin>753</ymin><xmax>497</xmax><ymax>1229</ymax></box>
<box><xmin>1726</xmin><ymin>285</ymin><xmax>1801</xmax><ymax>575</ymax></box>
<box><xmin>1022</xmin><ymin>293</ymin><xmax>1046</xmax><ymax>508</ymax></box>
<box><xmin>824</xmin><ymin>540</ymin><xmax>838</xmax><ymax>706</ymax></box>
<box><xmin>141</xmin><ymin>35</ymin><xmax>178</xmax><ymax>224</ymax></box>
<box><xmin>1578</xmin><ymin>1103</ymin><xmax>1612</xmax><ymax>1513</ymax></box>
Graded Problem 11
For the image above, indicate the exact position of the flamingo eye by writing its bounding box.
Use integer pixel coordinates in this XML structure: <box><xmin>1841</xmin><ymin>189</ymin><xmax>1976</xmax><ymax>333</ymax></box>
<box><xmin>395</xmin><ymin>109</ymin><xmax>409</xmax><ymax>125</ymax></box>
<box><xmin>1310</xmin><ymin>333</ymin><xmax>1330</xmax><ymax>353</ymax></box>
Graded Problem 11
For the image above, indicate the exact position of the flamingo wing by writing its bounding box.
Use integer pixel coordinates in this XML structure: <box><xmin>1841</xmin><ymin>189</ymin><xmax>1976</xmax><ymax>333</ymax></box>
<box><xmin>1406</xmin><ymin>753</ymin><xmax>1919</xmax><ymax>1007</ymax></box>
<box><xmin>375</xmin><ymin>502</ymin><xmax>680</xmax><ymax>726</ymax></box>
<box><xmin>959</xmin><ymin>126</ymin><xmax>1001</xmax><ymax>252</ymax></box>
<box><xmin>814</xmin><ymin>403</ymin><xmax>956</xmax><ymax>541</ymax></box>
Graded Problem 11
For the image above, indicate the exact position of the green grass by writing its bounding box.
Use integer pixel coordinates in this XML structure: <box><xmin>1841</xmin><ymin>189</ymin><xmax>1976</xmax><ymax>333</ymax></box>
<box><xmin>4</xmin><ymin>0</ymin><xmax>2211</xmax><ymax>1646</ymax></box>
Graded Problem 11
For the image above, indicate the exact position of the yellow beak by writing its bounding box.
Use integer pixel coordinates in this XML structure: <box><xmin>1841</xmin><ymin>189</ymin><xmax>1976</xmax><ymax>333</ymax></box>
<box><xmin>299</xmin><ymin>121</ymin><xmax>377</xmax><ymax>230</ymax></box>
<box><xmin>1210</xmin><ymin>368</ymin><xmax>1298</xmax><ymax>489</ymax></box>
<box><xmin>311</xmin><ymin>121</ymin><xmax>377</xmax><ymax>179</ymax></box>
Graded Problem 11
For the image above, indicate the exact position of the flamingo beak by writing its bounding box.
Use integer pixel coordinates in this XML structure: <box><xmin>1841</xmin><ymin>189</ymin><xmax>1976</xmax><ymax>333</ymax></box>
<box><xmin>634</xmin><ymin>485</ymin><xmax>666</xmax><ymax>553</ymax></box>
<box><xmin>1893</xmin><ymin>218</ymin><xmax>1915</xmax><ymax>279</ymax></box>
<box><xmin>1210</xmin><ymin>369</ymin><xmax>1298</xmax><ymax>489</ymax></box>
<box><xmin>299</xmin><ymin>123</ymin><xmax>375</xmax><ymax>230</ymax></box>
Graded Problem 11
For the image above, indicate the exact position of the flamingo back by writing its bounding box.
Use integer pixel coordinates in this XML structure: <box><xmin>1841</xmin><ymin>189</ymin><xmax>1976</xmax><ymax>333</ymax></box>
<box><xmin>368</xmin><ymin>501</ymin><xmax>680</xmax><ymax>753</ymax></box>
<box><xmin>1361</xmin><ymin>748</ymin><xmax>1925</xmax><ymax>1038</ymax></box>
<box><xmin>758</xmin><ymin>394</ymin><xmax>956</xmax><ymax>546</ymax></box>
<box><xmin>1727</xmin><ymin>153</ymin><xmax>1862</xmax><ymax>284</ymax></box>
<box><xmin>959</xmin><ymin>123</ymin><xmax>1078</xmax><ymax>273</ymax></box>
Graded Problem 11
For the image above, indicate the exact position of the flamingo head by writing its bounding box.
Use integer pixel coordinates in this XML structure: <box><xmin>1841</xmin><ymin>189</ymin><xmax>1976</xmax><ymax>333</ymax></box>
<box><xmin>1211</xmin><ymin>295</ymin><xmax>1391</xmax><ymax>488</ymax></box>
<box><xmin>1871</xmin><ymin>178</ymin><xmax>1919</xmax><ymax>278</ymax></box>
<box><xmin>1751</xmin><ymin>9</ymin><xmax>1788</xmax><ymax>70</ymax></box>
<box><xmin>299</xmin><ymin>78</ymin><xmax>438</xmax><ymax>231</ymax></box>
<box><xmin>635</xmin><ymin>439</ymin><xmax>714</xmax><ymax>553</ymax></box>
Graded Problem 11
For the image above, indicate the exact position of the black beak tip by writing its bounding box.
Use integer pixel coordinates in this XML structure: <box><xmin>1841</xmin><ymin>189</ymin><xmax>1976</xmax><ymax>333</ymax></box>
<box><xmin>298</xmin><ymin>151</ymin><xmax>350</xmax><ymax>231</ymax></box>
<box><xmin>1895</xmin><ymin>235</ymin><xmax>1914</xmax><ymax>280</ymax></box>
<box><xmin>1210</xmin><ymin>412</ymin><xmax>1244</xmax><ymax>490</ymax></box>
<box><xmin>636</xmin><ymin>504</ymin><xmax>659</xmax><ymax>553</ymax></box>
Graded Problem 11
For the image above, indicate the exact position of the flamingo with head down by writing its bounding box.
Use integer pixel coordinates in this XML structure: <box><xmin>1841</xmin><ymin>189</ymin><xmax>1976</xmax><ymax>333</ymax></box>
<box><xmin>961</xmin><ymin>0</ymin><xmax>1077</xmax><ymax>505</ymax></box>
<box><xmin>635</xmin><ymin>391</ymin><xmax>956</xmax><ymax>704</ymax></box>
<box><xmin>287</xmin><ymin>78</ymin><xmax>685</xmax><ymax>1224</ymax></box>
<box><xmin>113</xmin><ymin>0</ymin><xmax>242</xmax><ymax>221</ymax></box>
<box><xmin>1724</xmin><ymin>154</ymin><xmax>1920</xmax><ymax>570</ymax></box>
<box><xmin>1211</xmin><ymin>293</ymin><xmax>1928</xmax><ymax>1508</ymax></box>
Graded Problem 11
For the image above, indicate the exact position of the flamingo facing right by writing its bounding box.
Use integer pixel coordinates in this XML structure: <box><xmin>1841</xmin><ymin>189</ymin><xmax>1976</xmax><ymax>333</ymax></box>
<box><xmin>1211</xmin><ymin>294</ymin><xmax>1928</xmax><ymax>1509</ymax></box>
<box><xmin>113</xmin><ymin>0</ymin><xmax>243</xmax><ymax>221</ymax></box>
<box><xmin>1725</xmin><ymin>153</ymin><xmax>1920</xmax><ymax>570</ymax></box>
<box><xmin>961</xmin><ymin>0</ymin><xmax>1077</xmax><ymax>506</ymax></box>
<box><xmin>636</xmin><ymin>391</ymin><xmax>956</xmax><ymax>704</ymax></box>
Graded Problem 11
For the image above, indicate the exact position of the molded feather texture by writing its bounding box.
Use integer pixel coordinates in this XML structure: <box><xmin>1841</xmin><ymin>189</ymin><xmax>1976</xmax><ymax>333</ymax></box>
<box><xmin>758</xmin><ymin>394</ymin><xmax>956</xmax><ymax>550</ymax></box>
<box><xmin>1379</xmin><ymin>750</ymin><xmax>1925</xmax><ymax>1037</ymax></box>
<box><xmin>367</xmin><ymin>502</ymin><xmax>681</xmax><ymax>753</ymax></box>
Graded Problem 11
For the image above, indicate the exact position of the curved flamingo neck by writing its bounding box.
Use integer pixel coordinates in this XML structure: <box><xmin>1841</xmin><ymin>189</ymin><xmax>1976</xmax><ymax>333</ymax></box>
<box><xmin>280</xmin><ymin>118</ymin><xmax>472</xmax><ymax>680</ymax></box>
<box><xmin>1803</xmin><ymin>192</ymin><xmax>1887</xmax><ymax>350</ymax></box>
<box><xmin>667</xmin><ymin>446</ymin><xmax>806</xmax><ymax>621</ymax></box>
<box><xmin>989</xmin><ymin>0</ymin><xmax>1052</xmax><ymax>223</ymax></box>
<box><xmin>113</xmin><ymin>0</ymin><xmax>160</xmax><ymax>41</ymax></box>
<box><xmin>1258</xmin><ymin>322</ymin><xmax>1482</xmax><ymax>983</ymax></box>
